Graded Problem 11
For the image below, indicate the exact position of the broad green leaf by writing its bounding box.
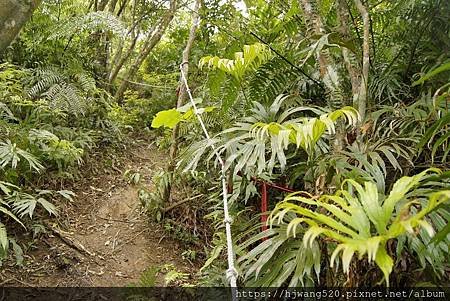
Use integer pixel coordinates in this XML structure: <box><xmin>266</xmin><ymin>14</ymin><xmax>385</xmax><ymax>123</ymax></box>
<box><xmin>151</xmin><ymin>109</ymin><xmax>182</xmax><ymax>129</ymax></box>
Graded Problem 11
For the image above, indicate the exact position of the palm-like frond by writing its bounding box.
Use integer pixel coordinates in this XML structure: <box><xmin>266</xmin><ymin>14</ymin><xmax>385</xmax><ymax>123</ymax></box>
<box><xmin>179</xmin><ymin>95</ymin><xmax>358</xmax><ymax>176</ymax></box>
<box><xmin>10</xmin><ymin>191</ymin><xmax>57</xmax><ymax>219</ymax></box>
<box><xmin>0</xmin><ymin>140</ymin><xmax>43</xmax><ymax>172</ymax></box>
<box><xmin>237</xmin><ymin>223</ymin><xmax>321</xmax><ymax>287</ymax></box>
<box><xmin>271</xmin><ymin>169</ymin><xmax>450</xmax><ymax>285</ymax></box>
<box><xmin>418</xmin><ymin>112</ymin><xmax>450</xmax><ymax>163</ymax></box>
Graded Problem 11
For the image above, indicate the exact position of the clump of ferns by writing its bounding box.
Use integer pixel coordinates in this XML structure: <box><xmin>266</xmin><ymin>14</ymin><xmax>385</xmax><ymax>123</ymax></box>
<box><xmin>26</xmin><ymin>66</ymin><xmax>99</xmax><ymax>116</ymax></box>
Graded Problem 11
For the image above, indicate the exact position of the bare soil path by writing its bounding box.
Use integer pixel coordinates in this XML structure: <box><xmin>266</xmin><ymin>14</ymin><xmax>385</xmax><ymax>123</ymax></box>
<box><xmin>0</xmin><ymin>137</ymin><xmax>196</xmax><ymax>287</ymax></box>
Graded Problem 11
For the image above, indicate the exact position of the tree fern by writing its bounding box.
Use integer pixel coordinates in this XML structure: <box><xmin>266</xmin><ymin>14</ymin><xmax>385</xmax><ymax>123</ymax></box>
<box><xmin>27</xmin><ymin>66</ymin><xmax>98</xmax><ymax>115</ymax></box>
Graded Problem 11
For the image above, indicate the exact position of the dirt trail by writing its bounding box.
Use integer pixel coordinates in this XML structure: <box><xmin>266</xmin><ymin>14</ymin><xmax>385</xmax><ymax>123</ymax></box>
<box><xmin>1</xmin><ymin>138</ymin><xmax>195</xmax><ymax>287</ymax></box>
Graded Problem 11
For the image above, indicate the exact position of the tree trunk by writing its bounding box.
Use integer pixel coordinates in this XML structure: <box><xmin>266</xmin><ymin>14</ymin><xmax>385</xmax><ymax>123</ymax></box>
<box><xmin>354</xmin><ymin>0</ymin><xmax>370</xmax><ymax>121</ymax></box>
<box><xmin>299</xmin><ymin>0</ymin><xmax>348</xmax><ymax>153</ymax></box>
<box><xmin>108</xmin><ymin>0</ymin><xmax>118</xmax><ymax>13</ymax></box>
<box><xmin>164</xmin><ymin>0</ymin><xmax>201</xmax><ymax>203</ymax></box>
<box><xmin>109</xmin><ymin>29</ymin><xmax>140</xmax><ymax>85</ymax></box>
<box><xmin>114</xmin><ymin>0</ymin><xmax>177</xmax><ymax>103</ymax></box>
<box><xmin>0</xmin><ymin>0</ymin><xmax>42</xmax><ymax>56</ymax></box>
<box><xmin>98</xmin><ymin>0</ymin><xmax>109</xmax><ymax>11</ymax></box>
<box><xmin>169</xmin><ymin>0</ymin><xmax>201</xmax><ymax>161</ymax></box>
<box><xmin>116</xmin><ymin>0</ymin><xmax>129</xmax><ymax>17</ymax></box>
<box><xmin>108</xmin><ymin>0</ymin><xmax>139</xmax><ymax>86</ymax></box>
<box><xmin>299</xmin><ymin>0</ymin><xmax>328</xmax><ymax>77</ymax></box>
<box><xmin>299</xmin><ymin>0</ymin><xmax>341</xmax><ymax>108</ymax></box>
<box><xmin>337</xmin><ymin>0</ymin><xmax>361</xmax><ymax>105</ymax></box>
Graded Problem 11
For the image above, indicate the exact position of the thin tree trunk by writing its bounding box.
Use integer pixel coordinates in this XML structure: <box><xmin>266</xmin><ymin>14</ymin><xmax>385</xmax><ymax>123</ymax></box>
<box><xmin>164</xmin><ymin>0</ymin><xmax>201</xmax><ymax>203</ymax></box>
<box><xmin>98</xmin><ymin>0</ymin><xmax>109</xmax><ymax>10</ymax></box>
<box><xmin>92</xmin><ymin>0</ymin><xmax>112</xmax><ymax>87</ymax></box>
<box><xmin>299</xmin><ymin>0</ymin><xmax>328</xmax><ymax>77</ymax></box>
<box><xmin>108</xmin><ymin>0</ymin><xmax>138</xmax><ymax>85</ymax></box>
<box><xmin>0</xmin><ymin>0</ymin><xmax>42</xmax><ymax>56</ymax></box>
<box><xmin>337</xmin><ymin>0</ymin><xmax>361</xmax><ymax>104</ymax></box>
<box><xmin>109</xmin><ymin>29</ymin><xmax>140</xmax><ymax>85</ymax></box>
<box><xmin>169</xmin><ymin>0</ymin><xmax>201</xmax><ymax>161</ymax></box>
<box><xmin>116</xmin><ymin>0</ymin><xmax>129</xmax><ymax>17</ymax></box>
<box><xmin>94</xmin><ymin>0</ymin><xmax>120</xmax><ymax>87</ymax></box>
<box><xmin>354</xmin><ymin>0</ymin><xmax>370</xmax><ymax>121</ymax></box>
<box><xmin>299</xmin><ymin>0</ymin><xmax>341</xmax><ymax>106</ymax></box>
<box><xmin>114</xmin><ymin>0</ymin><xmax>177</xmax><ymax>103</ymax></box>
<box><xmin>88</xmin><ymin>0</ymin><xmax>95</xmax><ymax>11</ymax></box>
<box><xmin>299</xmin><ymin>0</ymin><xmax>346</xmax><ymax>152</ymax></box>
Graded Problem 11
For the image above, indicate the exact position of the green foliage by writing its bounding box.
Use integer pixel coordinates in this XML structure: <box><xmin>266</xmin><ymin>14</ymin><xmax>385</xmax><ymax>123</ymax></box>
<box><xmin>271</xmin><ymin>169</ymin><xmax>449</xmax><ymax>285</ymax></box>
<box><xmin>163</xmin><ymin>264</ymin><xmax>190</xmax><ymax>285</ymax></box>
<box><xmin>129</xmin><ymin>263</ymin><xmax>190</xmax><ymax>288</ymax></box>
<box><xmin>412</xmin><ymin>60</ymin><xmax>450</xmax><ymax>86</ymax></box>
<box><xmin>146</xmin><ymin>0</ymin><xmax>450</xmax><ymax>289</ymax></box>
<box><xmin>152</xmin><ymin>109</ymin><xmax>183</xmax><ymax>129</ymax></box>
<box><xmin>0</xmin><ymin>140</ymin><xmax>44</xmax><ymax>172</ymax></box>
<box><xmin>124</xmin><ymin>170</ymin><xmax>142</xmax><ymax>185</ymax></box>
<box><xmin>27</xmin><ymin>66</ymin><xmax>99</xmax><ymax>115</ymax></box>
<box><xmin>151</xmin><ymin>103</ymin><xmax>216</xmax><ymax>129</ymax></box>
<box><xmin>0</xmin><ymin>180</ymin><xmax>72</xmax><ymax>260</ymax></box>
<box><xmin>133</xmin><ymin>266</ymin><xmax>159</xmax><ymax>287</ymax></box>
<box><xmin>180</xmin><ymin>95</ymin><xmax>358</xmax><ymax>175</ymax></box>
<box><xmin>1</xmin><ymin>0</ymin><xmax>448</xmax><ymax>288</ymax></box>
<box><xmin>49</xmin><ymin>11</ymin><xmax>127</xmax><ymax>40</ymax></box>
<box><xmin>418</xmin><ymin>112</ymin><xmax>450</xmax><ymax>163</ymax></box>
<box><xmin>248</xmin><ymin>56</ymin><xmax>308</xmax><ymax>105</ymax></box>
<box><xmin>0</xmin><ymin>6</ymin><xmax>122</xmax><ymax>264</ymax></box>
<box><xmin>29</xmin><ymin>129</ymin><xmax>84</xmax><ymax>171</ymax></box>
<box><xmin>199</xmin><ymin>43</ymin><xmax>271</xmax><ymax>80</ymax></box>
<box><xmin>237</xmin><ymin>224</ymin><xmax>321</xmax><ymax>287</ymax></box>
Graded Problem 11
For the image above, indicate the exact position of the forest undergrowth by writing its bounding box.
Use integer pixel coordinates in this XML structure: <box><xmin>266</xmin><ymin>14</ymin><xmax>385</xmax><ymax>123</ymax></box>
<box><xmin>0</xmin><ymin>134</ymin><xmax>197</xmax><ymax>287</ymax></box>
<box><xmin>0</xmin><ymin>0</ymin><xmax>449</xmax><ymax>291</ymax></box>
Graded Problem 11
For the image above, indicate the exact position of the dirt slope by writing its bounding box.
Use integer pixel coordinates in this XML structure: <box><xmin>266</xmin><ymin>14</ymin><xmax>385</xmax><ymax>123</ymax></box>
<box><xmin>0</xmin><ymin>138</ymin><xmax>195</xmax><ymax>287</ymax></box>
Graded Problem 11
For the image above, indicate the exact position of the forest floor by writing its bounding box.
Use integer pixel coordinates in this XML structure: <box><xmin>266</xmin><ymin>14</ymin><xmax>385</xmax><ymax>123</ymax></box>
<box><xmin>0</xmin><ymin>136</ymin><xmax>197</xmax><ymax>287</ymax></box>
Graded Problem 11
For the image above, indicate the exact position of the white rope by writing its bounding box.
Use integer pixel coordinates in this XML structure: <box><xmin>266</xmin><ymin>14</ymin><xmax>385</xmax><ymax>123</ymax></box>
<box><xmin>179</xmin><ymin>63</ymin><xmax>238</xmax><ymax>295</ymax></box>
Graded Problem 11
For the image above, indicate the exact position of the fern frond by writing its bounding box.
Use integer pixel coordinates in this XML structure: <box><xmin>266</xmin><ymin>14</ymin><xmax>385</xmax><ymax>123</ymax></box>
<box><xmin>248</xmin><ymin>56</ymin><xmax>299</xmax><ymax>104</ymax></box>
<box><xmin>27</xmin><ymin>66</ymin><xmax>64</xmax><ymax>98</ymax></box>
<box><xmin>49</xmin><ymin>11</ymin><xmax>127</xmax><ymax>40</ymax></box>
<box><xmin>199</xmin><ymin>43</ymin><xmax>271</xmax><ymax>80</ymax></box>
<box><xmin>43</xmin><ymin>82</ymin><xmax>86</xmax><ymax>114</ymax></box>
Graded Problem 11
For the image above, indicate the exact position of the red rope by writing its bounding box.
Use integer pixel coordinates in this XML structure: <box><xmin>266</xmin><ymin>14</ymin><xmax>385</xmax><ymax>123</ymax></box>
<box><xmin>261</xmin><ymin>182</ymin><xmax>268</xmax><ymax>238</ymax></box>
<box><xmin>235</xmin><ymin>171</ymin><xmax>298</xmax><ymax>240</ymax></box>
<box><xmin>258</xmin><ymin>179</ymin><xmax>296</xmax><ymax>241</ymax></box>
